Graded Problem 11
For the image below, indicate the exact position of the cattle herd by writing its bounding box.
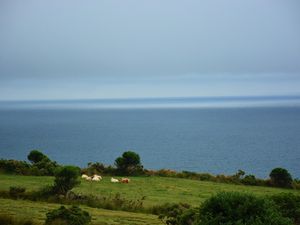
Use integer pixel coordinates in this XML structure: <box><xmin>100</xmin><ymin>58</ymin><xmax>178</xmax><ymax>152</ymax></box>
<box><xmin>81</xmin><ymin>174</ymin><xmax>130</xmax><ymax>183</ymax></box>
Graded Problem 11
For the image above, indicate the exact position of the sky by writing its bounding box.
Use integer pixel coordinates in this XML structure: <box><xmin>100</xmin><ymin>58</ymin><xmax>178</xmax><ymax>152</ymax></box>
<box><xmin>0</xmin><ymin>0</ymin><xmax>300</xmax><ymax>100</ymax></box>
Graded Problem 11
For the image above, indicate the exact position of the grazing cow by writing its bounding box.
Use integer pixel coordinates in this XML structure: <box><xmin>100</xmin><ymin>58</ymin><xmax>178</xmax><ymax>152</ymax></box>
<box><xmin>111</xmin><ymin>177</ymin><xmax>119</xmax><ymax>183</ymax></box>
<box><xmin>81</xmin><ymin>174</ymin><xmax>89</xmax><ymax>179</ymax></box>
<box><xmin>92</xmin><ymin>176</ymin><xmax>101</xmax><ymax>181</ymax></box>
<box><xmin>121</xmin><ymin>178</ymin><xmax>130</xmax><ymax>183</ymax></box>
<box><xmin>85</xmin><ymin>176</ymin><xmax>92</xmax><ymax>181</ymax></box>
<box><xmin>93</xmin><ymin>174</ymin><xmax>102</xmax><ymax>180</ymax></box>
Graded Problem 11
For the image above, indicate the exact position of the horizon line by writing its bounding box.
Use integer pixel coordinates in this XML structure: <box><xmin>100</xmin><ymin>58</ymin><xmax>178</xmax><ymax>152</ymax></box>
<box><xmin>1</xmin><ymin>94</ymin><xmax>300</xmax><ymax>103</ymax></box>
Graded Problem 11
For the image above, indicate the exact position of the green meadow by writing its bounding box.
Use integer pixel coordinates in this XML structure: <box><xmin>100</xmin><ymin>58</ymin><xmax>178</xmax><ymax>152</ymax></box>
<box><xmin>0</xmin><ymin>198</ymin><xmax>163</xmax><ymax>225</ymax></box>
<box><xmin>0</xmin><ymin>174</ymin><xmax>298</xmax><ymax>207</ymax></box>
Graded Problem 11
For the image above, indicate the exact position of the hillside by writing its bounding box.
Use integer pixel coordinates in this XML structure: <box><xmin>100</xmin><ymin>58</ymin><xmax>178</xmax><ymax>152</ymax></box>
<box><xmin>0</xmin><ymin>174</ymin><xmax>298</xmax><ymax>207</ymax></box>
<box><xmin>0</xmin><ymin>198</ymin><xmax>163</xmax><ymax>225</ymax></box>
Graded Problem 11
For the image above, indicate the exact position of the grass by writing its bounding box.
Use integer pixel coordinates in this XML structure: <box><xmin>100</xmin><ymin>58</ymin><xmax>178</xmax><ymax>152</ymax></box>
<box><xmin>0</xmin><ymin>174</ymin><xmax>299</xmax><ymax>207</ymax></box>
<box><xmin>0</xmin><ymin>198</ymin><xmax>163</xmax><ymax>225</ymax></box>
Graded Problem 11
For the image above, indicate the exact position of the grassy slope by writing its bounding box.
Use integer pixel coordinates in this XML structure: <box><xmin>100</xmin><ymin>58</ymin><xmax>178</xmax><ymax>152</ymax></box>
<box><xmin>0</xmin><ymin>198</ymin><xmax>163</xmax><ymax>225</ymax></box>
<box><xmin>0</xmin><ymin>174</ymin><xmax>299</xmax><ymax>207</ymax></box>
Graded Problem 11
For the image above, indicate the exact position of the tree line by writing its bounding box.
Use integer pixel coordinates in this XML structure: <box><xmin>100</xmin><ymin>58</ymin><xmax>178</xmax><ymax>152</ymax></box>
<box><xmin>0</xmin><ymin>149</ymin><xmax>299</xmax><ymax>189</ymax></box>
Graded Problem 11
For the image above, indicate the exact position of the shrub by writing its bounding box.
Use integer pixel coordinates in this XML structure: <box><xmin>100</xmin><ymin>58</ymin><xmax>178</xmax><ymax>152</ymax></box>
<box><xmin>32</xmin><ymin>158</ymin><xmax>58</xmax><ymax>176</ymax></box>
<box><xmin>215</xmin><ymin>174</ymin><xmax>240</xmax><ymax>184</ymax></box>
<box><xmin>196</xmin><ymin>173</ymin><xmax>215</xmax><ymax>182</ymax></box>
<box><xmin>52</xmin><ymin>166</ymin><xmax>81</xmax><ymax>195</ymax></box>
<box><xmin>83</xmin><ymin>162</ymin><xmax>116</xmax><ymax>176</ymax></box>
<box><xmin>197</xmin><ymin>192</ymin><xmax>292</xmax><ymax>225</ymax></box>
<box><xmin>0</xmin><ymin>159</ymin><xmax>32</xmax><ymax>175</ymax></box>
<box><xmin>241</xmin><ymin>174</ymin><xmax>258</xmax><ymax>185</ymax></box>
<box><xmin>9</xmin><ymin>186</ymin><xmax>26</xmax><ymax>198</ymax></box>
<box><xmin>270</xmin><ymin>168</ymin><xmax>293</xmax><ymax>188</ymax></box>
<box><xmin>27</xmin><ymin>150</ymin><xmax>58</xmax><ymax>176</ymax></box>
<box><xmin>233</xmin><ymin>169</ymin><xmax>246</xmax><ymax>179</ymax></box>
<box><xmin>157</xmin><ymin>203</ymin><xmax>198</xmax><ymax>225</ymax></box>
<box><xmin>179</xmin><ymin>171</ymin><xmax>199</xmax><ymax>179</ymax></box>
<box><xmin>271</xmin><ymin>193</ymin><xmax>300</xmax><ymax>224</ymax></box>
<box><xmin>115</xmin><ymin>151</ymin><xmax>144</xmax><ymax>175</ymax></box>
<box><xmin>156</xmin><ymin>169</ymin><xmax>177</xmax><ymax>177</ymax></box>
<box><xmin>45</xmin><ymin>205</ymin><xmax>91</xmax><ymax>225</ymax></box>
<box><xmin>292</xmin><ymin>179</ymin><xmax>300</xmax><ymax>190</ymax></box>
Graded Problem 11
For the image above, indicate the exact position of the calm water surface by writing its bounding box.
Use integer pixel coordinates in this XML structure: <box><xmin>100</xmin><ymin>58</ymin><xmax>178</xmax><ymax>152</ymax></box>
<box><xmin>0</xmin><ymin>100</ymin><xmax>299</xmax><ymax>178</ymax></box>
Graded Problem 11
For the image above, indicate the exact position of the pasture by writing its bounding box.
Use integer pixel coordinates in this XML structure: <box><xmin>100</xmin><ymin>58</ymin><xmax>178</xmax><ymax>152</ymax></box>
<box><xmin>0</xmin><ymin>198</ymin><xmax>163</xmax><ymax>225</ymax></box>
<box><xmin>0</xmin><ymin>174</ymin><xmax>299</xmax><ymax>207</ymax></box>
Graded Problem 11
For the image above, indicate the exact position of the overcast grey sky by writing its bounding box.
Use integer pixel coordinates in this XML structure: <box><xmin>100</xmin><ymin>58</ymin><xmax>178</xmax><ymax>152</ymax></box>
<box><xmin>0</xmin><ymin>0</ymin><xmax>300</xmax><ymax>100</ymax></box>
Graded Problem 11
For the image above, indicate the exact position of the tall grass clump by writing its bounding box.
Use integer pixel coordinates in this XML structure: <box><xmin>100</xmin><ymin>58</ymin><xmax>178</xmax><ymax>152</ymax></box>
<box><xmin>0</xmin><ymin>214</ymin><xmax>37</xmax><ymax>225</ymax></box>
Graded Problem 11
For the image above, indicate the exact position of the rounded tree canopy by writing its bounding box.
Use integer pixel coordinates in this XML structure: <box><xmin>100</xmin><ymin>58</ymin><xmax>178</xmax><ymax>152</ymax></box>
<box><xmin>55</xmin><ymin>165</ymin><xmax>81</xmax><ymax>180</ymax></box>
<box><xmin>115</xmin><ymin>151</ymin><xmax>141</xmax><ymax>168</ymax></box>
<box><xmin>270</xmin><ymin>167</ymin><xmax>293</xmax><ymax>188</ymax></box>
<box><xmin>27</xmin><ymin>150</ymin><xmax>49</xmax><ymax>164</ymax></box>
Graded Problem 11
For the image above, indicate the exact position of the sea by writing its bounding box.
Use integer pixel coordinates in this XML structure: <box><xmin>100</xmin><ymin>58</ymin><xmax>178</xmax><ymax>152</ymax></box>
<box><xmin>0</xmin><ymin>96</ymin><xmax>299</xmax><ymax>178</ymax></box>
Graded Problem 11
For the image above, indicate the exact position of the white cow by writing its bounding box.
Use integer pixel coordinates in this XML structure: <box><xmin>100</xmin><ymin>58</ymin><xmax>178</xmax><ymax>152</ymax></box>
<box><xmin>85</xmin><ymin>176</ymin><xmax>92</xmax><ymax>181</ymax></box>
<box><xmin>92</xmin><ymin>176</ymin><xmax>101</xmax><ymax>181</ymax></box>
<box><xmin>111</xmin><ymin>177</ymin><xmax>119</xmax><ymax>183</ymax></box>
<box><xmin>93</xmin><ymin>174</ymin><xmax>102</xmax><ymax>180</ymax></box>
<box><xmin>81</xmin><ymin>174</ymin><xmax>89</xmax><ymax>179</ymax></box>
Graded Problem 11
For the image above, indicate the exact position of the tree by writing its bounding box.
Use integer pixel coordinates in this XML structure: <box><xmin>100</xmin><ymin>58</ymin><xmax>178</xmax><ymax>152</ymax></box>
<box><xmin>269</xmin><ymin>168</ymin><xmax>293</xmax><ymax>188</ymax></box>
<box><xmin>27</xmin><ymin>150</ymin><xmax>49</xmax><ymax>164</ymax></box>
<box><xmin>197</xmin><ymin>192</ymin><xmax>292</xmax><ymax>225</ymax></box>
<box><xmin>115</xmin><ymin>151</ymin><xmax>143</xmax><ymax>175</ymax></box>
<box><xmin>27</xmin><ymin>150</ymin><xmax>58</xmax><ymax>175</ymax></box>
<box><xmin>52</xmin><ymin>166</ymin><xmax>81</xmax><ymax>195</ymax></box>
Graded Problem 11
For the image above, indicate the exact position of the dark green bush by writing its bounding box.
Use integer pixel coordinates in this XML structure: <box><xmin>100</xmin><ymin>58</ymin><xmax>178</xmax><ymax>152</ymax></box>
<box><xmin>9</xmin><ymin>186</ymin><xmax>26</xmax><ymax>198</ymax></box>
<box><xmin>270</xmin><ymin>168</ymin><xmax>293</xmax><ymax>188</ymax></box>
<box><xmin>196</xmin><ymin>173</ymin><xmax>215</xmax><ymax>181</ymax></box>
<box><xmin>32</xmin><ymin>158</ymin><xmax>58</xmax><ymax>176</ymax></box>
<box><xmin>45</xmin><ymin>205</ymin><xmax>91</xmax><ymax>225</ymax></box>
<box><xmin>0</xmin><ymin>150</ymin><xmax>59</xmax><ymax>176</ymax></box>
<box><xmin>271</xmin><ymin>193</ymin><xmax>300</xmax><ymax>224</ymax></box>
<box><xmin>157</xmin><ymin>203</ymin><xmax>198</xmax><ymax>225</ymax></box>
<box><xmin>52</xmin><ymin>166</ymin><xmax>81</xmax><ymax>195</ymax></box>
<box><xmin>241</xmin><ymin>175</ymin><xmax>258</xmax><ymax>185</ymax></box>
<box><xmin>27</xmin><ymin>150</ymin><xmax>58</xmax><ymax>176</ymax></box>
<box><xmin>115</xmin><ymin>151</ymin><xmax>144</xmax><ymax>175</ymax></box>
<box><xmin>0</xmin><ymin>159</ymin><xmax>32</xmax><ymax>175</ymax></box>
<box><xmin>197</xmin><ymin>192</ymin><xmax>292</xmax><ymax>225</ymax></box>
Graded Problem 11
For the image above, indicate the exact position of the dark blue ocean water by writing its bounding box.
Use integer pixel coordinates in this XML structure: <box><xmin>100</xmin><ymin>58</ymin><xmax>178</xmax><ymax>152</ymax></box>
<box><xmin>0</xmin><ymin>97</ymin><xmax>300</xmax><ymax>178</ymax></box>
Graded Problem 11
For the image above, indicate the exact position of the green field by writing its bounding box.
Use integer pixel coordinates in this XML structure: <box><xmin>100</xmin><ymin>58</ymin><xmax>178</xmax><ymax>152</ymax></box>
<box><xmin>0</xmin><ymin>198</ymin><xmax>163</xmax><ymax>225</ymax></box>
<box><xmin>0</xmin><ymin>174</ymin><xmax>299</xmax><ymax>207</ymax></box>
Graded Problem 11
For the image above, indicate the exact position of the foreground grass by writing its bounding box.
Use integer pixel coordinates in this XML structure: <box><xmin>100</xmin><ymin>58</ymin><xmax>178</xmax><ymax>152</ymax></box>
<box><xmin>0</xmin><ymin>174</ymin><xmax>299</xmax><ymax>207</ymax></box>
<box><xmin>0</xmin><ymin>198</ymin><xmax>163</xmax><ymax>225</ymax></box>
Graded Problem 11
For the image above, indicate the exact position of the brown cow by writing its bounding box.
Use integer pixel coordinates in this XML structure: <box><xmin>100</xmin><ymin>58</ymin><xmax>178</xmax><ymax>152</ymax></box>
<box><xmin>121</xmin><ymin>178</ymin><xmax>130</xmax><ymax>183</ymax></box>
